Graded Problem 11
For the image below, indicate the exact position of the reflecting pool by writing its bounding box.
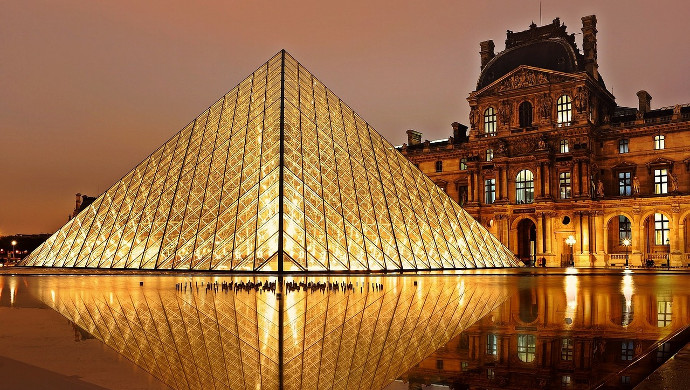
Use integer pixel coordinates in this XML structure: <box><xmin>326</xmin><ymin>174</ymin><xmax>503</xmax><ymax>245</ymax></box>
<box><xmin>1</xmin><ymin>272</ymin><xmax>688</xmax><ymax>390</ymax></box>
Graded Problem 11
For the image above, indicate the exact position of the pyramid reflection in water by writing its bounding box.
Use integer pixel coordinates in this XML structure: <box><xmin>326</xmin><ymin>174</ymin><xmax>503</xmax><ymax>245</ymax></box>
<box><xmin>33</xmin><ymin>275</ymin><xmax>508</xmax><ymax>389</ymax></box>
<box><xmin>22</xmin><ymin>51</ymin><xmax>518</xmax><ymax>271</ymax></box>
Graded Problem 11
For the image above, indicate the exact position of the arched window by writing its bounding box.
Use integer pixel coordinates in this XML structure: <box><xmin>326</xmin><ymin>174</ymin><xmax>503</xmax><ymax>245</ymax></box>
<box><xmin>484</xmin><ymin>107</ymin><xmax>497</xmax><ymax>135</ymax></box>
<box><xmin>519</xmin><ymin>101</ymin><xmax>533</xmax><ymax>128</ymax></box>
<box><xmin>516</xmin><ymin>169</ymin><xmax>534</xmax><ymax>204</ymax></box>
<box><xmin>435</xmin><ymin>160</ymin><xmax>443</xmax><ymax>172</ymax></box>
<box><xmin>557</xmin><ymin>95</ymin><xmax>572</xmax><ymax>125</ymax></box>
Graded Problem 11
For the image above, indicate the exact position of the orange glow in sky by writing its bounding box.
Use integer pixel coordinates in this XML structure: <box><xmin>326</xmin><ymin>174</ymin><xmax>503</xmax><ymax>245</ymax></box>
<box><xmin>1</xmin><ymin>0</ymin><xmax>689</xmax><ymax>234</ymax></box>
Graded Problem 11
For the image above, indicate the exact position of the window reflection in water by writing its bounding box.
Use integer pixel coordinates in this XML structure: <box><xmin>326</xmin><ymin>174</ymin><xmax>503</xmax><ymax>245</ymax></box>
<box><xmin>400</xmin><ymin>274</ymin><xmax>690</xmax><ymax>390</ymax></box>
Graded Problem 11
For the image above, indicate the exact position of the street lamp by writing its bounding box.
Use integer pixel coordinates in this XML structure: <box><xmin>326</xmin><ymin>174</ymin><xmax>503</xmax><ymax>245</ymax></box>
<box><xmin>565</xmin><ymin>235</ymin><xmax>576</xmax><ymax>267</ymax></box>
<box><xmin>11</xmin><ymin>240</ymin><xmax>17</xmax><ymax>260</ymax></box>
<box><xmin>622</xmin><ymin>238</ymin><xmax>631</xmax><ymax>268</ymax></box>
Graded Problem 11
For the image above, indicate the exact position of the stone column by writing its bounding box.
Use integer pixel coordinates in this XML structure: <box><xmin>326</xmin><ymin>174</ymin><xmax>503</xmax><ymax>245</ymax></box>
<box><xmin>545</xmin><ymin>214</ymin><xmax>553</xmax><ymax>254</ymax></box>
<box><xmin>537</xmin><ymin>216</ymin><xmax>544</xmax><ymax>257</ymax></box>
<box><xmin>544</xmin><ymin>163</ymin><xmax>551</xmax><ymax>198</ymax></box>
<box><xmin>671</xmin><ymin>208</ymin><xmax>682</xmax><ymax>266</ymax></box>
<box><xmin>594</xmin><ymin>212</ymin><xmax>606</xmax><ymax>267</ymax></box>
<box><xmin>582</xmin><ymin>213</ymin><xmax>591</xmax><ymax>254</ymax></box>
<box><xmin>583</xmin><ymin>162</ymin><xmax>590</xmax><ymax>197</ymax></box>
<box><xmin>468</xmin><ymin>171</ymin><xmax>474</xmax><ymax>202</ymax></box>
<box><xmin>475</xmin><ymin>172</ymin><xmax>482</xmax><ymax>203</ymax></box>
<box><xmin>573</xmin><ymin>161</ymin><xmax>581</xmax><ymax>197</ymax></box>
<box><xmin>496</xmin><ymin>167</ymin><xmax>503</xmax><ymax>199</ymax></box>
<box><xmin>535</xmin><ymin>164</ymin><xmax>542</xmax><ymax>199</ymax></box>
<box><xmin>502</xmin><ymin>168</ymin><xmax>509</xmax><ymax>201</ymax></box>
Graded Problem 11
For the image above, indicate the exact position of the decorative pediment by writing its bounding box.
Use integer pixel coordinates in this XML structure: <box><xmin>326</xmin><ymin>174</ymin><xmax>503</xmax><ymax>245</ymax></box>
<box><xmin>472</xmin><ymin>66</ymin><xmax>578</xmax><ymax>97</ymax></box>
<box><xmin>612</xmin><ymin>160</ymin><xmax>637</xmax><ymax>171</ymax></box>
<box><xmin>645</xmin><ymin>157</ymin><xmax>674</xmax><ymax>174</ymax></box>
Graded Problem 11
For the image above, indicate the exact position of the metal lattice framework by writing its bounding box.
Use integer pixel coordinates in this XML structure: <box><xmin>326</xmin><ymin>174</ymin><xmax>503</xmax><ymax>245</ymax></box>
<box><xmin>22</xmin><ymin>51</ymin><xmax>519</xmax><ymax>271</ymax></box>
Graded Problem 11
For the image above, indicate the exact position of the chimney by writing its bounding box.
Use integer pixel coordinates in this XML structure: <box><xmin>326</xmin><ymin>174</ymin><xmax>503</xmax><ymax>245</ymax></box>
<box><xmin>451</xmin><ymin>122</ymin><xmax>469</xmax><ymax>142</ymax></box>
<box><xmin>637</xmin><ymin>90</ymin><xmax>652</xmax><ymax>114</ymax></box>
<box><xmin>581</xmin><ymin>15</ymin><xmax>598</xmax><ymax>79</ymax></box>
<box><xmin>479</xmin><ymin>40</ymin><xmax>495</xmax><ymax>70</ymax></box>
<box><xmin>406</xmin><ymin>129</ymin><xmax>422</xmax><ymax>145</ymax></box>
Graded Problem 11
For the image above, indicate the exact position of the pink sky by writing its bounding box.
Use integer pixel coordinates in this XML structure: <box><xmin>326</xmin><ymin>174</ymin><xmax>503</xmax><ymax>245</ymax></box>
<box><xmin>1</xmin><ymin>0</ymin><xmax>689</xmax><ymax>235</ymax></box>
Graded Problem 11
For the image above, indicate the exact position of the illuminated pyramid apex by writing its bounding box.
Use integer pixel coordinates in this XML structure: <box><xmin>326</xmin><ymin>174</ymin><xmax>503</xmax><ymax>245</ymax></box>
<box><xmin>22</xmin><ymin>50</ymin><xmax>520</xmax><ymax>271</ymax></box>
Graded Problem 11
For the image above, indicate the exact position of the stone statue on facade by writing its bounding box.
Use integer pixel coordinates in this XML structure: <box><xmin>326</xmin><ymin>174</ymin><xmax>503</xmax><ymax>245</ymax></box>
<box><xmin>498</xmin><ymin>100</ymin><xmax>511</xmax><ymax>125</ymax></box>
<box><xmin>539</xmin><ymin>93</ymin><xmax>552</xmax><ymax>119</ymax></box>
<box><xmin>574</xmin><ymin>86</ymin><xmax>589</xmax><ymax>113</ymax></box>
<box><xmin>469</xmin><ymin>107</ymin><xmax>479</xmax><ymax>130</ymax></box>
<box><xmin>632</xmin><ymin>176</ymin><xmax>641</xmax><ymax>196</ymax></box>
<box><xmin>670</xmin><ymin>172</ymin><xmax>679</xmax><ymax>192</ymax></box>
<box><xmin>596</xmin><ymin>180</ymin><xmax>604</xmax><ymax>198</ymax></box>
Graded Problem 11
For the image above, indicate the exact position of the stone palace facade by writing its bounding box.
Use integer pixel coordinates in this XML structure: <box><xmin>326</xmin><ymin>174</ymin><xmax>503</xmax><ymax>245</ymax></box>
<box><xmin>400</xmin><ymin>16</ymin><xmax>690</xmax><ymax>267</ymax></box>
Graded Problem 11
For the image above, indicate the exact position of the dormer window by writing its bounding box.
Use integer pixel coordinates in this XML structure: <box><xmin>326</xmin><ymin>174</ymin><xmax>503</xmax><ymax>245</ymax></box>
<box><xmin>435</xmin><ymin>160</ymin><xmax>443</xmax><ymax>172</ymax></box>
<box><xmin>557</xmin><ymin>95</ymin><xmax>572</xmax><ymax>126</ymax></box>
<box><xmin>519</xmin><ymin>101</ymin><xmax>533</xmax><ymax>128</ymax></box>
<box><xmin>484</xmin><ymin>107</ymin><xmax>497</xmax><ymax>135</ymax></box>
<box><xmin>654</xmin><ymin>135</ymin><xmax>665</xmax><ymax>150</ymax></box>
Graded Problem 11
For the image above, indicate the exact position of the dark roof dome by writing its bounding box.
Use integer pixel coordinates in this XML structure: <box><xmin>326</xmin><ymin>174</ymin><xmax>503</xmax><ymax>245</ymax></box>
<box><xmin>477</xmin><ymin>18</ymin><xmax>586</xmax><ymax>90</ymax></box>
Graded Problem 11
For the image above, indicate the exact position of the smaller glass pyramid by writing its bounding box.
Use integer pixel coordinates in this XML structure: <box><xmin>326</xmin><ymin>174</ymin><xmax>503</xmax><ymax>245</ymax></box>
<box><xmin>21</xmin><ymin>51</ymin><xmax>520</xmax><ymax>271</ymax></box>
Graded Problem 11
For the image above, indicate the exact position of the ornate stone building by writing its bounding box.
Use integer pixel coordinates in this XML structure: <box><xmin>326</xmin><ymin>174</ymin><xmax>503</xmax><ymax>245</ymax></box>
<box><xmin>400</xmin><ymin>16</ymin><xmax>690</xmax><ymax>267</ymax></box>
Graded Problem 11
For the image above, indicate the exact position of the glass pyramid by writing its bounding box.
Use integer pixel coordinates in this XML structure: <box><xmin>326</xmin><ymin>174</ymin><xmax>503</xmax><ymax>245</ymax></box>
<box><xmin>30</xmin><ymin>275</ymin><xmax>510</xmax><ymax>390</ymax></box>
<box><xmin>21</xmin><ymin>51</ymin><xmax>519</xmax><ymax>271</ymax></box>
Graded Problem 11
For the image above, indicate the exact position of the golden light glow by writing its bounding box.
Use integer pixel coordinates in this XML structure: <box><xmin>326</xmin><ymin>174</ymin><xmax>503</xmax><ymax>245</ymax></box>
<box><xmin>20</xmin><ymin>51</ymin><xmax>519</xmax><ymax>272</ymax></box>
<box><xmin>32</xmin><ymin>274</ymin><xmax>509</xmax><ymax>390</ymax></box>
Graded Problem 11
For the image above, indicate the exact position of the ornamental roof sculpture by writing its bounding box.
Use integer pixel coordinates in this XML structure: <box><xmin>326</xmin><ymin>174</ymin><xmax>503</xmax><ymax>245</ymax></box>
<box><xmin>22</xmin><ymin>51</ymin><xmax>520</xmax><ymax>272</ymax></box>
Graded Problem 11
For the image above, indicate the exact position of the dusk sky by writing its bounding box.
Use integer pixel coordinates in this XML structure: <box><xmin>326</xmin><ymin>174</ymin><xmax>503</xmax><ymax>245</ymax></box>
<box><xmin>2</xmin><ymin>0</ymin><xmax>689</xmax><ymax>235</ymax></box>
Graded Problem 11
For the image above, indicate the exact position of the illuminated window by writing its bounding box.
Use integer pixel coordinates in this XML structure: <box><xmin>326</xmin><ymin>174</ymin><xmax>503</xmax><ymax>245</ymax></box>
<box><xmin>619</xmin><ymin>139</ymin><xmax>629</xmax><ymax>153</ymax></box>
<box><xmin>657</xmin><ymin>301</ymin><xmax>672</xmax><ymax>327</ymax></box>
<box><xmin>561</xmin><ymin>338</ymin><xmax>574</xmax><ymax>361</ymax></box>
<box><xmin>618</xmin><ymin>172</ymin><xmax>632</xmax><ymax>196</ymax></box>
<box><xmin>621</xmin><ymin>341</ymin><xmax>634</xmax><ymax>361</ymax></box>
<box><xmin>619</xmin><ymin>216</ymin><xmax>631</xmax><ymax>242</ymax></box>
<box><xmin>517</xmin><ymin>334</ymin><xmax>536</xmax><ymax>362</ymax></box>
<box><xmin>487</xmin><ymin>334</ymin><xmax>498</xmax><ymax>355</ymax></box>
<box><xmin>562</xmin><ymin>375</ymin><xmax>571</xmax><ymax>387</ymax></box>
<box><xmin>560</xmin><ymin>139</ymin><xmax>569</xmax><ymax>153</ymax></box>
<box><xmin>460</xmin><ymin>158</ymin><xmax>467</xmax><ymax>170</ymax></box>
<box><xmin>435</xmin><ymin>160</ymin><xmax>443</xmax><ymax>173</ymax></box>
<box><xmin>461</xmin><ymin>361</ymin><xmax>469</xmax><ymax>371</ymax></box>
<box><xmin>654</xmin><ymin>135</ymin><xmax>665</xmax><ymax>150</ymax></box>
<box><xmin>485</xmin><ymin>179</ymin><xmax>496</xmax><ymax>204</ymax></box>
<box><xmin>487</xmin><ymin>368</ymin><xmax>495</xmax><ymax>379</ymax></box>
<box><xmin>519</xmin><ymin>101</ymin><xmax>533</xmax><ymax>128</ymax></box>
<box><xmin>486</xmin><ymin>149</ymin><xmax>494</xmax><ymax>161</ymax></box>
<box><xmin>654</xmin><ymin>213</ymin><xmax>669</xmax><ymax>245</ymax></box>
<box><xmin>654</xmin><ymin>169</ymin><xmax>668</xmax><ymax>194</ymax></box>
<box><xmin>484</xmin><ymin>107</ymin><xmax>497</xmax><ymax>135</ymax></box>
<box><xmin>516</xmin><ymin>170</ymin><xmax>534</xmax><ymax>204</ymax></box>
<box><xmin>557</xmin><ymin>95</ymin><xmax>572</xmax><ymax>125</ymax></box>
<box><xmin>559</xmin><ymin>172</ymin><xmax>571</xmax><ymax>199</ymax></box>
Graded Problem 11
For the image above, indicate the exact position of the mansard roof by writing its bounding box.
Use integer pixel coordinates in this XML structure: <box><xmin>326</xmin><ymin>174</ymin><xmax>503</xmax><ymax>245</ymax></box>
<box><xmin>477</xmin><ymin>18</ymin><xmax>586</xmax><ymax>90</ymax></box>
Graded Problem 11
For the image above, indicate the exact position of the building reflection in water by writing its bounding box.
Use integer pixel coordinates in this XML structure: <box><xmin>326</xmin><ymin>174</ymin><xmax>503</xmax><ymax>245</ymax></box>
<box><xmin>399</xmin><ymin>274</ymin><xmax>690</xmax><ymax>389</ymax></box>
<box><xmin>16</xmin><ymin>274</ymin><xmax>510</xmax><ymax>390</ymax></box>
